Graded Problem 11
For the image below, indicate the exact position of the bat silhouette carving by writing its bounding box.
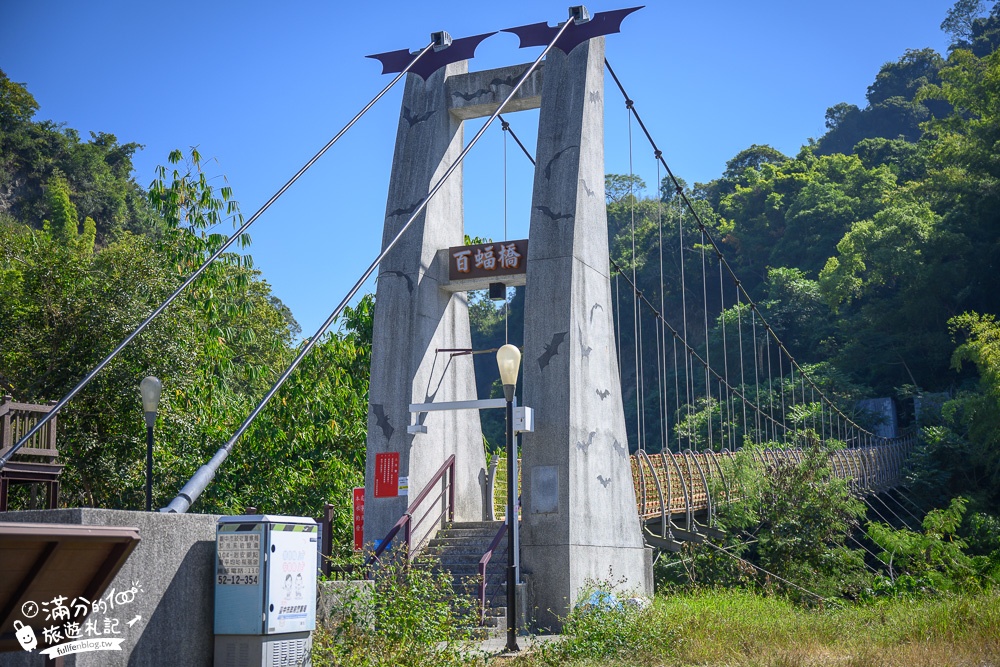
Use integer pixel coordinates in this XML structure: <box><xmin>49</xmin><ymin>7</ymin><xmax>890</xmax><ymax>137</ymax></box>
<box><xmin>503</xmin><ymin>7</ymin><xmax>644</xmax><ymax>56</ymax></box>
<box><xmin>535</xmin><ymin>205</ymin><xmax>573</xmax><ymax>222</ymax></box>
<box><xmin>612</xmin><ymin>438</ymin><xmax>628</xmax><ymax>458</ymax></box>
<box><xmin>388</xmin><ymin>199</ymin><xmax>423</xmax><ymax>218</ymax></box>
<box><xmin>372</xmin><ymin>404</ymin><xmax>394</xmax><ymax>440</ymax></box>
<box><xmin>580</xmin><ymin>178</ymin><xmax>596</xmax><ymax>198</ymax></box>
<box><xmin>544</xmin><ymin>145</ymin><xmax>578</xmax><ymax>180</ymax></box>
<box><xmin>402</xmin><ymin>106</ymin><xmax>435</xmax><ymax>127</ymax></box>
<box><xmin>588</xmin><ymin>90</ymin><xmax>602</xmax><ymax>104</ymax></box>
<box><xmin>576</xmin><ymin>431</ymin><xmax>597</xmax><ymax>453</ymax></box>
<box><xmin>382</xmin><ymin>270</ymin><xmax>414</xmax><ymax>293</ymax></box>
<box><xmin>489</xmin><ymin>72</ymin><xmax>524</xmax><ymax>89</ymax></box>
<box><xmin>538</xmin><ymin>331</ymin><xmax>569</xmax><ymax>370</ymax></box>
<box><xmin>596</xmin><ymin>388</ymin><xmax>611</xmax><ymax>400</ymax></box>
<box><xmin>589</xmin><ymin>302</ymin><xmax>604</xmax><ymax>322</ymax></box>
<box><xmin>582</xmin><ymin>344</ymin><xmax>592</xmax><ymax>359</ymax></box>
<box><xmin>367</xmin><ymin>32</ymin><xmax>497</xmax><ymax>81</ymax></box>
<box><xmin>597</xmin><ymin>475</ymin><xmax>611</xmax><ymax>488</ymax></box>
<box><xmin>451</xmin><ymin>88</ymin><xmax>490</xmax><ymax>102</ymax></box>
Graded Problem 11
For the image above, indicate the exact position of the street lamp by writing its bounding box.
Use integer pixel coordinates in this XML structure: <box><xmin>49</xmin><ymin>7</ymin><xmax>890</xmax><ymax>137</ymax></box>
<box><xmin>140</xmin><ymin>376</ymin><xmax>162</xmax><ymax>512</ymax></box>
<box><xmin>496</xmin><ymin>343</ymin><xmax>520</xmax><ymax>652</ymax></box>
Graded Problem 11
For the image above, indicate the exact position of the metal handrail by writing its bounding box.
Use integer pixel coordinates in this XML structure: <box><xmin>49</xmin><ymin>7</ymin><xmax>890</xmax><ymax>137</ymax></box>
<box><xmin>367</xmin><ymin>454</ymin><xmax>456</xmax><ymax>566</ymax></box>
<box><xmin>477</xmin><ymin>520</ymin><xmax>508</xmax><ymax>623</ymax></box>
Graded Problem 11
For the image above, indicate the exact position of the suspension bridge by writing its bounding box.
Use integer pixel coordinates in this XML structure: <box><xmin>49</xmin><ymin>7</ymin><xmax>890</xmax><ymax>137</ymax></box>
<box><xmin>0</xmin><ymin>4</ymin><xmax>921</xmax><ymax>641</ymax></box>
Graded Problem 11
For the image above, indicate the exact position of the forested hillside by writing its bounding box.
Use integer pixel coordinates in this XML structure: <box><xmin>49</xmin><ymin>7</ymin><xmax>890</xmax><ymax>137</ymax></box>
<box><xmin>0</xmin><ymin>70</ymin><xmax>368</xmax><ymax>541</ymax></box>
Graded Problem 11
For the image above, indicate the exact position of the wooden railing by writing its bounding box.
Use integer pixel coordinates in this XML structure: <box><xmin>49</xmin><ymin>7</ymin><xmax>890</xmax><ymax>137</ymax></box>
<box><xmin>0</xmin><ymin>396</ymin><xmax>63</xmax><ymax>511</ymax></box>
<box><xmin>0</xmin><ymin>397</ymin><xmax>59</xmax><ymax>462</ymax></box>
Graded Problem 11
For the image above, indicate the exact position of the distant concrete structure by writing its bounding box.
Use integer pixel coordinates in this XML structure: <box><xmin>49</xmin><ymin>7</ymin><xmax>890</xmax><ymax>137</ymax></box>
<box><xmin>364</xmin><ymin>33</ymin><xmax>650</xmax><ymax>630</ymax></box>
<box><xmin>0</xmin><ymin>509</ymin><xmax>217</xmax><ymax>667</ymax></box>
<box><xmin>857</xmin><ymin>398</ymin><xmax>899</xmax><ymax>439</ymax></box>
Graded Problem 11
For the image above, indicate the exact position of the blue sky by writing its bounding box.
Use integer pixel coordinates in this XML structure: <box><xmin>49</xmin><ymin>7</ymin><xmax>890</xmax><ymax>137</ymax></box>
<box><xmin>2</xmin><ymin>1</ymin><xmax>954</xmax><ymax>337</ymax></box>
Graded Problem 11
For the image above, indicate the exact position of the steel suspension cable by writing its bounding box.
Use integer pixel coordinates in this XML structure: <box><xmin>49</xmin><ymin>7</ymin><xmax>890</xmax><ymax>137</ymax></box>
<box><xmin>627</xmin><ymin>106</ymin><xmax>643</xmax><ymax>452</ymax></box>
<box><xmin>871</xmin><ymin>493</ymin><xmax>919</xmax><ymax>531</ymax></box>
<box><xmin>162</xmin><ymin>20</ymin><xmax>575</xmax><ymax>512</ymax></box>
<box><xmin>736</xmin><ymin>283</ymin><xmax>748</xmax><ymax>441</ymax></box>
<box><xmin>0</xmin><ymin>42</ymin><xmax>437</xmax><ymax>472</ymax></box>
<box><xmin>657</xmin><ymin>157</ymin><xmax>668</xmax><ymax>453</ymax></box>
<box><xmin>677</xmin><ymin>196</ymin><xmax>693</xmax><ymax>446</ymax></box>
<box><xmin>610</xmin><ymin>258</ymin><xmax>784</xmax><ymax>437</ymax></box>
<box><xmin>701</xmin><ymin>228</ymin><xmax>712</xmax><ymax>451</ymax></box>
<box><xmin>704</xmin><ymin>541</ymin><xmax>830</xmax><ymax>604</ymax></box>
<box><xmin>603</xmin><ymin>57</ymin><xmax>878</xmax><ymax>444</ymax></box>
<box><xmin>718</xmin><ymin>257</ymin><xmax>731</xmax><ymax>449</ymax></box>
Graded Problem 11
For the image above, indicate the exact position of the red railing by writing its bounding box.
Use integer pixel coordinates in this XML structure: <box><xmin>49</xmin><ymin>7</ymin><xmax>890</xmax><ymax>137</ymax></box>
<box><xmin>477</xmin><ymin>520</ymin><xmax>508</xmax><ymax>623</ymax></box>
<box><xmin>367</xmin><ymin>454</ymin><xmax>456</xmax><ymax>565</ymax></box>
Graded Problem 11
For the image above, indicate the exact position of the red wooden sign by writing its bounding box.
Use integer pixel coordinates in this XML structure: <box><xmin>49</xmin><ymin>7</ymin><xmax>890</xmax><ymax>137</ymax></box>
<box><xmin>353</xmin><ymin>487</ymin><xmax>365</xmax><ymax>551</ymax></box>
<box><xmin>374</xmin><ymin>452</ymin><xmax>400</xmax><ymax>498</ymax></box>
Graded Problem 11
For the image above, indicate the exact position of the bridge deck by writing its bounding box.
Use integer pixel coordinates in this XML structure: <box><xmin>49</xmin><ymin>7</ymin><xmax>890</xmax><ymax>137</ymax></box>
<box><xmin>630</xmin><ymin>437</ymin><xmax>915</xmax><ymax>523</ymax></box>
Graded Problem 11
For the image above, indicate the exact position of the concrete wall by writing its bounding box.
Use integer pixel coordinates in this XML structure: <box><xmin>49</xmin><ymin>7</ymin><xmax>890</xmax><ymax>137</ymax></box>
<box><xmin>1</xmin><ymin>508</ymin><xmax>217</xmax><ymax>666</ymax></box>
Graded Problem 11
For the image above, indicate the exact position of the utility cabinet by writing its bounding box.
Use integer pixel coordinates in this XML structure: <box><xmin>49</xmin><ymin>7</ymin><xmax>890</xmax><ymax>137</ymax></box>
<box><xmin>214</xmin><ymin>515</ymin><xmax>318</xmax><ymax>667</ymax></box>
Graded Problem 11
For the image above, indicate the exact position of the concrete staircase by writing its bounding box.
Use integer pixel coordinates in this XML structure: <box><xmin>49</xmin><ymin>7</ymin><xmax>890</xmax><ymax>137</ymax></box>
<box><xmin>423</xmin><ymin>520</ymin><xmax>508</xmax><ymax>636</ymax></box>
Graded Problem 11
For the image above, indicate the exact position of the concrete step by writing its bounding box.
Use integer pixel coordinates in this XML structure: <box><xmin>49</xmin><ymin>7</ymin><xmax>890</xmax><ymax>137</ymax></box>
<box><xmin>425</xmin><ymin>542</ymin><xmax>507</xmax><ymax>556</ymax></box>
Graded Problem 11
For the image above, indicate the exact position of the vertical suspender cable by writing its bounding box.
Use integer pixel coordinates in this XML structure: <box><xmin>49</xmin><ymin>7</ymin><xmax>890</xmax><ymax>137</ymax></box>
<box><xmin>736</xmin><ymin>283</ymin><xmax>747</xmax><ymax>442</ymax></box>
<box><xmin>627</xmin><ymin>106</ymin><xmax>641</xmax><ymax>451</ymax></box>
<box><xmin>162</xmin><ymin>19</ymin><xmax>576</xmax><ymax>512</ymax></box>
<box><xmin>673</xmin><ymin>337</ymin><xmax>682</xmax><ymax>453</ymax></box>
<box><xmin>677</xmin><ymin>196</ymin><xmax>692</xmax><ymax>447</ymax></box>
<box><xmin>700</xmin><ymin>227</ymin><xmax>712</xmax><ymax>451</ymax></box>
<box><xmin>0</xmin><ymin>42</ymin><xmax>437</xmax><ymax>471</ymax></box>
<box><xmin>657</xmin><ymin>156</ymin><xmax>667</xmax><ymax>452</ymax></box>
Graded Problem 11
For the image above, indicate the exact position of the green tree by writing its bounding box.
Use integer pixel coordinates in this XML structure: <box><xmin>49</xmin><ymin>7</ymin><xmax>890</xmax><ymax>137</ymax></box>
<box><xmin>44</xmin><ymin>173</ymin><xmax>80</xmax><ymax>251</ymax></box>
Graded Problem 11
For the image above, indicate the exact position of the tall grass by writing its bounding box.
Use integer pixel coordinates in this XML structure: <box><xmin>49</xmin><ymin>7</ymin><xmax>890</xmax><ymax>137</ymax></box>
<box><xmin>509</xmin><ymin>588</ymin><xmax>1000</xmax><ymax>667</ymax></box>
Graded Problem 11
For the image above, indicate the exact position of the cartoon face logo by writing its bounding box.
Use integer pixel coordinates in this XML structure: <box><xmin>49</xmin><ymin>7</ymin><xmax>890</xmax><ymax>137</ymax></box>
<box><xmin>14</xmin><ymin>620</ymin><xmax>37</xmax><ymax>651</ymax></box>
<box><xmin>283</xmin><ymin>574</ymin><xmax>293</xmax><ymax>600</ymax></box>
<box><xmin>295</xmin><ymin>573</ymin><xmax>304</xmax><ymax>599</ymax></box>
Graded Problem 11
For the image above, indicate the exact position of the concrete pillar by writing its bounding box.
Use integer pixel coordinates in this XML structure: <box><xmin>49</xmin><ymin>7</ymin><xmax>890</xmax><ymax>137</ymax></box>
<box><xmin>364</xmin><ymin>62</ymin><xmax>487</xmax><ymax>552</ymax></box>
<box><xmin>520</xmin><ymin>37</ymin><xmax>651</xmax><ymax>630</ymax></box>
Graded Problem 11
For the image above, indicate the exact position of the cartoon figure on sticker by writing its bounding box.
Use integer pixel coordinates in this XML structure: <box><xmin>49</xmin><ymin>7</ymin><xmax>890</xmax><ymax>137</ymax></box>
<box><xmin>14</xmin><ymin>620</ymin><xmax>37</xmax><ymax>651</ymax></box>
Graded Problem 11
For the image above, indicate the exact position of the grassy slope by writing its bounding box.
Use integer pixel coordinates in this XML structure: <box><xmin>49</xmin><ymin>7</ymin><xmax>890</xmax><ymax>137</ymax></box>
<box><xmin>513</xmin><ymin>589</ymin><xmax>1000</xmax><ymax>667</ymax></box>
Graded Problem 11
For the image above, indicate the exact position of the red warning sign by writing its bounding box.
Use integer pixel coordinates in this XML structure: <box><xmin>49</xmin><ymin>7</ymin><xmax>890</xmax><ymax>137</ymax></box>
<box><xmin>353</xmin><ymin>487</ymin><xmax>365</xmax><ymax>551</ymax></box>
<box><xmin>374</xmin><ymin>452</ymin><xmax>400</xmax><ymax>498</ymax></box>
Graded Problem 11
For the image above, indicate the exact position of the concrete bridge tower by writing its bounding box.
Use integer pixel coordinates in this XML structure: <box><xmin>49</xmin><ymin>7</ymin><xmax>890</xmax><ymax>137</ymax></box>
<box><xmin>365</xmin><ymin>28</ymin><xmax>650</xmax><ymax>629</ymax></box>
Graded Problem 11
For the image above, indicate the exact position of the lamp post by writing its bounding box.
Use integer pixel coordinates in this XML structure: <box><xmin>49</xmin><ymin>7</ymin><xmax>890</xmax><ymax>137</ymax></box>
<box><xmin>496</xmin><ymin>344</ymin><xmax>521</xmax><ymax>652</ymax></box>
<box><xmin>140</xmin><ymin>376</ymin><xmax>162</xmax><ymax>512</ymax></box>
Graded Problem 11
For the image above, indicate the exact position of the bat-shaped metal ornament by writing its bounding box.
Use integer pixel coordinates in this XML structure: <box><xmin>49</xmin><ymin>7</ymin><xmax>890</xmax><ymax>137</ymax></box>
<box><xmin>502</xmin><ymin>6</ymin><xmax>643</xmax><ymax>56</ymax></box>
<box><xmin>367</xmin><ymin>31</ymin><xmax>497</xmax><ymax>81</ymax></box>
<box><xmin>538</xmin><ymin>331</ymin><xmax>569</xmax><ymax>370</ymax></box>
